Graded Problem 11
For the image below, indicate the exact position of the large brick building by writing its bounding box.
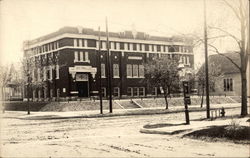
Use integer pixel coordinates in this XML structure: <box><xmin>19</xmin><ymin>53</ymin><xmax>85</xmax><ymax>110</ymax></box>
<box><xmin>23</xmin><ymin>26</ymin><xmax>194</xmax><ymax>100</ymax></box>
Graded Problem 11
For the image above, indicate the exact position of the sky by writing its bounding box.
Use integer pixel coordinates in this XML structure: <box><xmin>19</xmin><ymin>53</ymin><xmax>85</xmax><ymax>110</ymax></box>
<box><xmin>0</xmin><ymin>0</ymin><xmax>242</xmax><ymax>67</ymax></box>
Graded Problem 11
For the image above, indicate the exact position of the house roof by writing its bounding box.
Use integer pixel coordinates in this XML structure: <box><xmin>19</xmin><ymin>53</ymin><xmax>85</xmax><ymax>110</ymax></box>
<box><xmin>208</xmin><ymin>52</ymin><xmax>241</xmax><ymax>74</ymax></box>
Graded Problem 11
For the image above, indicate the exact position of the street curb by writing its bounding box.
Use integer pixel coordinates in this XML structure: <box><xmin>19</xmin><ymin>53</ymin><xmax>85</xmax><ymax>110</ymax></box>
<box><xmin>16</xmin><ymin>106</ymin><xmax>242</xmax><ymax>120</ymax></box>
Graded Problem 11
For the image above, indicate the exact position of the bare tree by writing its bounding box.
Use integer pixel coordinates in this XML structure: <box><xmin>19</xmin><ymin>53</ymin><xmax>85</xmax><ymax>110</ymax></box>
<box><xmin>144</xmin><ymin>56</ymin><xmax>180</xmax><ymax>109</ymax></box>
<box><xmin>206</xmin><ymin>0</ymin><xmax>249</xmax><ymax>116</ymax></box>
<box><xmin>0</xmin><ymin>65</ymin><xmax>10</xmax><ymax>113</ymax></box>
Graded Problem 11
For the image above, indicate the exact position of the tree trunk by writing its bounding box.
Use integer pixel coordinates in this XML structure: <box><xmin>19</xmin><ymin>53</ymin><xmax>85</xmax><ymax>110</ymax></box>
<box><xmin>2</xmin><ymin>87</ymin><xmax>5</xmax><ymax>113</ymax></box>
<box><xmin>164</xmin><ymin>94</ymin><xmax>169</xmax><ymax>109</ymax></box>
<box><xmin>241</xmin><ymin>71</ymin><xmax>248</xmax><ymax>116</ymax></box>
<box><xmin>201</xmin><ymin>85</ymin><xmax>205</xmax><ymax>108</ymax></box>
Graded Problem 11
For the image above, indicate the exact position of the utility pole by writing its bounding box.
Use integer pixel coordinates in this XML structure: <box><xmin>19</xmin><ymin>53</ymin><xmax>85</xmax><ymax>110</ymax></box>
<box><xmin>106</xmin><ymin>17</ymin><xmax>113</xmax><ymax>113</ymax></box>
<box><xmin>98</xmin><ymin>26</ymin><xmax>103</xmax><ymax>114</ymax></box>
<box><xmin>204</xmin><ymin>0</ymin><xmax>210</xmax><ymax>118</ymax></box>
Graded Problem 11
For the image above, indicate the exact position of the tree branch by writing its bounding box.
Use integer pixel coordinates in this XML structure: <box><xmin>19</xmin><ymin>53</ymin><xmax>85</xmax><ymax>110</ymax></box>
<box><xmin>208</xmin><ymin>43</ymin><xmax>241</xmax><ymax>71</ymax></box>
<box><xmin>223</xmin><ymin>0</ymin><xmax>241</xmax><ymax>21</ymax></box>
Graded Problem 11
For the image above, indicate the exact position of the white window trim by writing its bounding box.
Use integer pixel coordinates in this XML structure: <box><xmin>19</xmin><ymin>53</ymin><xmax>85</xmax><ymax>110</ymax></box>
<box><xmin>113</xmin><ymin>64</ymin><xmax>120</xmax><ymax>78</ymax></box>
<box><xmin>116</xmin><ymin>42</ymin><xmax>120</xmax><ymax>50</ymax></box>
<box><xmin>79</xmin><ymin>39</ymin><xmax>82</xmax><ymax>47</ymax></box>
<box><xmin>101</xmin><ymin>63</ymin><xmax>106</xmax><ymax>78</ymax></box>
<box><xmin>84</xmin><ymin>39</ymin><xmax>88</xmax><ymax>47</ymax></box>
<box><xmin>127</xmin><ymin>64</ymin><xmax>132</xmax><ymax>78</ymax></box>
<box><xmin>74</xmin><ymin>39</ymin><xmax>77</xmax><ymax>47</ymax></box>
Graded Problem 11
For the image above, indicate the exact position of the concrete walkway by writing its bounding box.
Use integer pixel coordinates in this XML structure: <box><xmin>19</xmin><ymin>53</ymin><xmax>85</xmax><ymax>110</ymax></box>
<box><xmin>140</xmin><ymin>116</ymin><xmax>249</xmax><ymax>135</ymax></box>
<box><xmin>5</xmin><ymin>103</ymin><xmax>243</xmax><ymax>120</ymax></box>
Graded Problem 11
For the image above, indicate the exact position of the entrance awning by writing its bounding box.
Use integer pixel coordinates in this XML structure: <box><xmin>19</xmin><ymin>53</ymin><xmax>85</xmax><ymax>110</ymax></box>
<box><xmin>69</xmin><ymin>66</ymin><xmax>97</xmax><ymax>79</ymax></box>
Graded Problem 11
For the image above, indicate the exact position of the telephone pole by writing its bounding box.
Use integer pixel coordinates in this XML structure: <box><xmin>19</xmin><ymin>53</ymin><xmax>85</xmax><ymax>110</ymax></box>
<box><xmin>98</xmin><ymin>26</ymin><xmax>103</xmax><ymax>114</ymax></box>
<box><xmin>204</xmin><ymin>0</ymin><xmax>210</xmax><ymax>118</ymax></box>
<box><xmin>106</xmin><ymin>17</ymin><xmax>113</xmax><ymax>113</ymax></box>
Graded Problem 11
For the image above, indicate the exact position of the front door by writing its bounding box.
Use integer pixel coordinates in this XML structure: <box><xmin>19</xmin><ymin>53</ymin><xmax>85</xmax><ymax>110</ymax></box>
<box><xmin>77</xmin><ymin>82</ymin><xmax>88</xmax><ymax>97</ymax></box>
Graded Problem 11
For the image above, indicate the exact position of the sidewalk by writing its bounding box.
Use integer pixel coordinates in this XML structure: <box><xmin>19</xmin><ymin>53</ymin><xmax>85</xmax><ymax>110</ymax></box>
<box><xmin>7</xmin><ymin>103</ymin><xmax>242</xmax><ymax>120</ymax></box>
<box><xmin>140</xmin><ymin>116</ymin><xmax>249</xmax><ymax>135</ymax></box>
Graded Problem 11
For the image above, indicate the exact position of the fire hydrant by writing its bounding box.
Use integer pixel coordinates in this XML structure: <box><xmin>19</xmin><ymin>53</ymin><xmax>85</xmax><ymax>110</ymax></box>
<box><xmin>220</xmin><ymin>107</ymin><xmax>225</xmax><ymax>117</ymax></box>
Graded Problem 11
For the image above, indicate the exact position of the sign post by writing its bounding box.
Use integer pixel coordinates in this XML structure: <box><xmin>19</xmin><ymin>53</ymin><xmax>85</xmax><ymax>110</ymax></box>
<box><xmin>183</xmin><ymin>81</ymin><xmax>190</xmax><ymax>124</ymax></box>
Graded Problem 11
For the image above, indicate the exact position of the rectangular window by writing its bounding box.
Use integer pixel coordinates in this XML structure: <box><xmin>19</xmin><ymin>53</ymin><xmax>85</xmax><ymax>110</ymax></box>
<box><xmin>56</xmin><ymin>65</ymin><xmax>59</xmax><ymax>79</ymax></box>
<box><xmin>102</xmin><ymin>41</ymin><xmax>106</xmax><ymax>49</ymax></box>
<box><xmin>152</xmin><ymin>87</ymin><xmax>157</xmax><ymax>96</ymax></box>
<box><xmin>139</xmin><ymin>87</ymin><xmax>145</xmax><ymax>96</ymax></box>
<box><xmin>154</xmin><ymin>45</ymin><xmax>157</xmax><ymax>52</ymax></box>
<box><xmin>85</xmin><ymin>52</ymin><xmax>89</xmax><ymax>62</ymax></box>
<box><xmin>43</xmin><ymin>67</ymin><xmax>47</xmax><ymax>81</ymax></box>
<box><xmin>79</xmin><ymin>39</ymin><xmax>82</xmax><ymax>47</ymax></box>
<box><xmin>160</xmin><ymin>45</ymin><xmax>164</xmax><ymax>52</ymax></box>
<box><xmin>74</xmin><ymin>39</ymin><xmax>77</xmax><ymax>47</ymax></box>
<box><xmin>139</xmin><ymin>65</ymin><xmax>144</xmax><ymax>78</ymax></box>
<box><xmin>110</xmin><ymin>42</ymin><xmax>115</xmax><ymax>49</ymax></box>
<box><xmin>124</xmin><ymin>43</ymin><xmax>128</xmax><ymax>50</ymax></box>
<box><xmin>141</xmin><ymin>44</ymin><xmax>145</xmax><ymax>51</ymax></box>
<box><xmin>129</xmin><ymin>43</ymin><xmax>133</xmax><ymax>51</ymax></box>
<box><xmin>133</xmin><ymin>87</ymin><xmax>139</xmax><ymax>97</ymax></box>
<box><xmin>224</xmin><ymin>78</ymin><xmax>233</xmax><ymax>91</ymax></box>
<box><xmin>37</xmin><ymin>68</ymin><xmax>40</xmax><ymax>81</ymax></box>
<box><xmin>113</xmin><ymin>87</ymin><xmax>120</xmax><ymax>97</ymax></box>
<box><xmin>127</xmin><ymin>64</ymin><xmax>132</xmax><ymax>78</ymax></box>
<box><xmin>127</xmin><ymin>87</ymin><xmax>133</xmax><ymax>96</ymax></box>
<box><xmin>84</xmin><ymin>39</ymin><xmax>88</xmax><ymax>47</ymax></box>
<box><xmin>133</xmin><ymin>64</ymin><xmax>139</xmax><ymax>77</ymax></box>
<box><xmin>49</xmin><ymin>66</ymin><xmax>53</xmax><ymax>80</ymax></box>
<box><xmin>116</xmin><ymin>42</ymin><xmax>120</xmax><ymax>50</ymax></box>
<box><xmin>80</xmin><ymin>51</ymin><xmax>84</xmax><ymax>61</ymax></box>
<box><xmin>74</xmin><ymin>51</ymin><xmax>79</xmax><ymax>62</ymax></box>
<box><xmin>136</xmin><ymin>43</ymin><xmax>140</xmax><ymax>51</ymax></box>
<box><xmin>96</xmin><ymin>41</ymin><xmax>100</xmax><ymax>49</ymax></box>
<box><xmin>101</xmin><ymin>63</ymin><xmax>106</xmax><ymax>78</ymax></box>
<box><xmin>113</xmin><ymin>64</ymin><xmax>119</xmax><ymax>78</ymax></box>
<box><xmin>149</xmin><ymin>45</ymin><xmax>152</xmax><ymax>51</ymax></box>
<box><xmin>187</xmin><ymin>56</ymin><xmax>190</xmax><ymax>65</ymax></box>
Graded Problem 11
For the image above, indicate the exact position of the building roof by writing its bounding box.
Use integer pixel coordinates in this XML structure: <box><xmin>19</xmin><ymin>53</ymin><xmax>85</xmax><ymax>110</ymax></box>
<box><xmin>208</xmin><ymin>52</ymin><xmax>241</xmax><ymax>74</ymax></box>
<box><xmin>25</xmin><ymin>26</ymin><xmax>192</xmax><ymax>45</ymax></box>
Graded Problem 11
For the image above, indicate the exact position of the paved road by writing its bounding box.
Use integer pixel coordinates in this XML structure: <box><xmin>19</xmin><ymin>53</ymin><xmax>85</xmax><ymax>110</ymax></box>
<box><xmin>0</xmin><ymin>108</ymin><xmax>249</xmax><ymax>157</ymax></box>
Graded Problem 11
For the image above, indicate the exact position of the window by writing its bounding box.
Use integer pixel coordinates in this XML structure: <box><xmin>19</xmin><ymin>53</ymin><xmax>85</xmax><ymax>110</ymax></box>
<box><xmin>133</xmin><ymin>87</ymin><xmax>139</xmax><ymax>97</ymax></box>
<box><xmin>74</xmin><ymin>51</ymin><xmax>79</xmax><ymax>62</ymax></box>
<box><xmin>187</xmin><ymin>56</ymin><xmax>190</xmax><ymax>65</ymax></box>
<box><xmin>49</xmin><ymin>66</ymin><xmax>53</xmax><ymax>80</ymax></box>
<box><xmin>74</xmin><ymin>39</ymin><xmax>77</xmax><ymax>47</ymax></box>
<box><xmin>50</xmin><ymin>89</ymin><xmax>53</xmax><ymax>98</ymax></box>
<box><xmin>43</xmin><ymin>67</ymin><xmax>47</xmax><ymax>81</ymax></box>
<box><xmin>141</xmin><ymin>44</ymin><xmax>145</xmax><ymax>51</ymax></box>
<box><xmin>129</xmin><ymin>43</ymin><xmax>133</xmax><ymax>51</ymax></box>
<box><xmin>224</xmin><ymin>78</ymin><xmax>233</xmax><ymax>91</ymax></box>
<box><xmin>102</xmin><ymin>41</ymin><xmax>106</xmax><ymax>49</ymax></box>
<box><xmin>154</xmin><ymin>45</ymin><xmax>157</xmax><ymax>52</ymax></box>
<box><xmin>139</xmin><ymin>87</ymin><xmax>145</xmax><ymax>96</ymax></box>
<box><xmin>110</xmin><ymin>42</ymin><xmax>115</xmax><ymax>49</ymax></box>
<box><xmin>74</xmin><ymin>51</ymin><xmax>89</xmax><ymax>62</ymax></box>
<box><xmin>149</xmin><ymin>45</ymin><xmax>152</xmax><ymax>51</ymax></box>
<box><xmin>116</xmin><ymin>42</ymin><xmax>120</xmax><ymax>50</ymax></box>
<box><xmin>133</xmin><ymin>64</ymin><xmax>139</xmax><ymax>77</ymax></box>
<box><xmin>84</xmin><ymin>39</ymin><xmax>88</xmax><ymax>47</ymax></box>
<box><xmin>96</xmin><ymin>41</ymin><xmax>100</xmax><ymax>49</ymax></box>
<box><xmin>113</xmin><ymin>64</ymin><xmax>119</xmax><ymax>78</ymax></box>
<box><xmin>124</xmin><ymin>43</ymin><xmax>128</xmax><ymax>50</ymax></box>
<box><xmin>139</xmin><ymin>65</ymin><xmax>144</xmax><ymax>78</ymax></box>
<box><xmin>80</xmin><ymin>51</ymin><xmax>84</xmax><ymax>61</ymax></box>
<box><xmin>152</xmin><ymin>87</ymin><xmax>158</xmax><ymax>96</ymax></box>
<box><xmin>37</xmin><ymin>68</ymin><xmax>41</xmax><ymax>81</ymax></box>
<box><xmin>101</xmin><ymin>63</ymin><xmax>106</xmax><ymax>78</ymax></box>
<box><xmin>56</xmin><ymin>42</ymin><xmax>59</xmax><ymax>49</ymax></box>
<box><xmin>79</xmin><ymin>39</ymin><xmax>82</xmax><ymax>47</ymax></box>
<box><xmin>127</xmin><ymin>87</ymin><xmax>133</xmax><ymax>96</ymax></box>
<box><xmin>136</xmin><ymin>43</ymin><xmax>140</xmax><ymax>51</ymax></box>
<box><xmin>56</xmin><ymin>65</ymin><xmax>59</xmax><ymax>79</ymax></box>
<box><xmin>113</xmin><ymin>87</ymin><xmax>120</xmax><ymax>97</ymax></box>
<box><xmin>101</xmin><ymin>87</ymin><xmax>106</xmax><ymax>97</ymax></box>
<box><xmin>85</xmin><ymin>52</ymin><xmax>89</xmax><ymax>62</ymax></box>
<box><xmin>127</xmin><ymin>64</ymin><xmax>132</xmax><ymax>78</ymax></box>
<box><xmin>160</xmin><ymin>45</ymin><xmax>164</xmax><ymax>52</ymax></box>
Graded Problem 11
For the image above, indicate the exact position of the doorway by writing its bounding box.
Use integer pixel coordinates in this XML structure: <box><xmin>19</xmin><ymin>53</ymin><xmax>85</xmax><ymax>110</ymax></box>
<box><xmin>77</xmin><ymin>82</ymin><xmax>89</xmax><ymax>97</ymax></box>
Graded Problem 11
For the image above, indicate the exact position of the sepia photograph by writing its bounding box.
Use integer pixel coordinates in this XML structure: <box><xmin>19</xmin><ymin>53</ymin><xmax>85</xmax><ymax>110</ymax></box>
<box><xmin>0</xmin><ymin>0</ymin><xmax>249</xmax><ymax>157</ymax></box>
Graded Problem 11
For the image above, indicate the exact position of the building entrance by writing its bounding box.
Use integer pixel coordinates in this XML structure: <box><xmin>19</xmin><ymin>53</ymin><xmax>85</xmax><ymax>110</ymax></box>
<box><xmin>77</xmin><ymin>82</ymin><xmax>89</xmax><ymax>97</ymax></box>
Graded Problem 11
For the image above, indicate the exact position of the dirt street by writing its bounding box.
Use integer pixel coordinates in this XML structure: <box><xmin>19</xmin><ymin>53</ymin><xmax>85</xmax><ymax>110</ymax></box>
<box><xmin>0</xmin><ymin>108</ymin><xmax>249</xmax><ymax>157</ymax></box>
